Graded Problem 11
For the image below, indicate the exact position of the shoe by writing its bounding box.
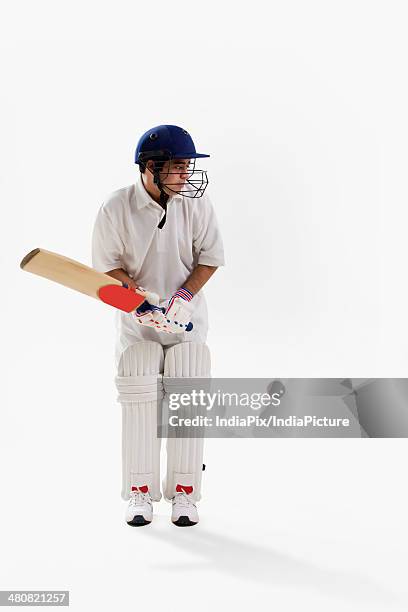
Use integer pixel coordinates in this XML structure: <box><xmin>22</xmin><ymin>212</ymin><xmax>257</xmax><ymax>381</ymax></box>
<box><xmin>171</xmin><ymin>492</ymin><xmax>199</xmax><ymax>527</ymax></box>
<box><xmin>126</xmin><ymin>488</ymin><xmax>153</xmax><ymax>526</ymax></box>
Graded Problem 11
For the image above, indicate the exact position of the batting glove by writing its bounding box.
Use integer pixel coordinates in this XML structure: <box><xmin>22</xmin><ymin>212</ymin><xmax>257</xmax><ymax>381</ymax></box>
<box><xmin>164</xmin><ymin>287</ymin><xmax>194</xmax><ymax>330</ymax></box>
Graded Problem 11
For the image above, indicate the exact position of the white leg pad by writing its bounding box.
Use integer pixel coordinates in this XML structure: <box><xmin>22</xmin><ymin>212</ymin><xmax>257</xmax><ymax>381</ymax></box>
<box><xmin>116</xmin><ymin>341</ymin><xmax>164</xmax><ymax>501</ymax></box>
<box><xmin>163</xmin><ymin>342</ymin><xmax>211</xmax><ymax>502</ymax></box>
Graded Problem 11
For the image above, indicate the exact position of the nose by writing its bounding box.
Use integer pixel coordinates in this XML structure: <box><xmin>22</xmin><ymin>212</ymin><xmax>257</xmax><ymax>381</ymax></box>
<box><xmin>178</xmin><ymin>172</ymin><xmax>188</xmax><ymax>185</ymax></box>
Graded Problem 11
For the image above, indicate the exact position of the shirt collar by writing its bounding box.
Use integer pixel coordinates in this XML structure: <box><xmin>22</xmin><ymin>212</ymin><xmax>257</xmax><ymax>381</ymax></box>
<box><xmin>134</xmin><ymin>174</ymin><xmax>182</xmax><ymax>210</ymax></box>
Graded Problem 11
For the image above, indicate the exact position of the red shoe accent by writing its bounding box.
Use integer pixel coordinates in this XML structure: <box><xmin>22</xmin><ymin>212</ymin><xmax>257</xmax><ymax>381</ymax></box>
<box><xmin>176</xmin><ymin>484</ymin><xmax>193</xmax><ymax>495</ymax></box>
<box><xmin>131</xmin><ymin>485</ymin><xmax>149</xmax><ymax>493</ymax></box>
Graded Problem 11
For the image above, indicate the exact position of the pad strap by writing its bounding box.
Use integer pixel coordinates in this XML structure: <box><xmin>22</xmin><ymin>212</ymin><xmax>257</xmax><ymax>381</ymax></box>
<box><xmin>115</xmin><ymin>374</ymin><xmax>164</xmax><ymax>403</ymax></box>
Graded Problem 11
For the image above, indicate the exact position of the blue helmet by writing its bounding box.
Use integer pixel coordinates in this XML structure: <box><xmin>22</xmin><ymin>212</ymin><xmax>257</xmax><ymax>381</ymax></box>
<box><xmin>135</xmin><ymin>124</ymin><xmax>210</xmax><ymax>165</ymax></box>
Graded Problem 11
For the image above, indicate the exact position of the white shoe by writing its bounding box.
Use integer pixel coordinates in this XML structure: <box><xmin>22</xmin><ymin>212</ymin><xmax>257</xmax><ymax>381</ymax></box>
<box><xmin>171</xmin><ymin>492</ymin><xmax>199</xmax><ymax>527</ymax></box>
<box><xmin>126</xmin><ymin>489</ymin><xmax>153</xmax><ymax>526</ymax></box>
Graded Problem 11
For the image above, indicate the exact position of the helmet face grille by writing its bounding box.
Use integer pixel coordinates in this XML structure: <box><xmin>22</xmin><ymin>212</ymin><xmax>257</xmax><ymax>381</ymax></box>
<box><xmin>161</xmin><ymin>169</ymin><xmax>209</xmax><ymax>198</ymax></box>
<box><xmin>147</xmin><ymin>157</ymin><xmax>208</xmax><ymax>198</ymax></box>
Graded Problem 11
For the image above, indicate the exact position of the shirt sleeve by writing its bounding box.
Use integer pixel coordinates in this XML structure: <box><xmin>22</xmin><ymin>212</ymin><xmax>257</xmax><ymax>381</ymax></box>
<box><xmin>192</xmin><ymin>194</ymin><xmax>225</xmax><ymax>267</ymax></box>
<box><xmin>91</xmin><ymin>205</ymin><xmax>125</xmax><ymax>273</ymax></box>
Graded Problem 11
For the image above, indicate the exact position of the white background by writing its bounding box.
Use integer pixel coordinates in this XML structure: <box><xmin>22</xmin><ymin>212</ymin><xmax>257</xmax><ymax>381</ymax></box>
<box><xmin>1</xmin><ymin>1</ymin><xmax>408</xmax><ymax>610</ymax></box>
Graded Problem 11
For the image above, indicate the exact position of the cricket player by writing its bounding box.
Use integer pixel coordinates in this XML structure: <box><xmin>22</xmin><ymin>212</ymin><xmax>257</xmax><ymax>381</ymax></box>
<box><xmin>92</xmin><ymin>125</ymin><xmax>225</xmax><ymax>526</ymax></box>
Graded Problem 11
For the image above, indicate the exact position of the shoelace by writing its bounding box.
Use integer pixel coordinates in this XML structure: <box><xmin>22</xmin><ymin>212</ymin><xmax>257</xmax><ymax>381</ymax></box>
<box><xmin>173</xmin><ymin>492</ymin><xmax>194</xmax><ymax>508</ymax></box>
<box><xmin>130</xmin><ymin>491</ymin><xmax>151</xmax><ymax>506</ymax></box>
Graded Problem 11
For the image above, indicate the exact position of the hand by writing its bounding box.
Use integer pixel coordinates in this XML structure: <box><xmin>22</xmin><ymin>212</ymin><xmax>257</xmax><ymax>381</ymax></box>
<box><xmin>164</xmin><ymin>287</ymin><xmax>194</xmax><ymax>328</ymax></box>
<box><xmin>133</xmin><ymin>301</ymin><xmax>173</xmax><ymax>333</ymax></box>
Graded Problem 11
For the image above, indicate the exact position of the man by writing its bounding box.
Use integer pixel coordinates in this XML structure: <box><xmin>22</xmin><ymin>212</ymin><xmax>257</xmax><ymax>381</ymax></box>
<box><xmin>92</xmin><ymin>125</ymin><xmax>225</xmax><ymax>526</ymax></box>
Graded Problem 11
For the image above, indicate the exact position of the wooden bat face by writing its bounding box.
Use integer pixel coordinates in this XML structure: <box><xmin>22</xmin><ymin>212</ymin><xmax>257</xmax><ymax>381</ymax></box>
<box><xmin>20</xmin><ymin>248</ymin><xmax>145</xmax><ymax>313</ymax></box>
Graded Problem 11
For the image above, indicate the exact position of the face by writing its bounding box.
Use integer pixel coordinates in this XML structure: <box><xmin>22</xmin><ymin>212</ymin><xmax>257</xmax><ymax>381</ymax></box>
<box><xmin>161</xmin><ymin>158</ymin><xmax>192</xmax><ymax>190</ymax></box>
<box><xmin>146</xmin><ymin>158</ymin><xmax>192</xmax><ymax>193</ymax></box>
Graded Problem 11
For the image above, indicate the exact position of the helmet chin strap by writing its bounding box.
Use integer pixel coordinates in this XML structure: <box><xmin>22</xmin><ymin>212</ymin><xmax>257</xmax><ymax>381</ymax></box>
<box><xmin>152</xmin><ymin>167</ymin><xmax>169</xmax><ymax>229</ymax></box>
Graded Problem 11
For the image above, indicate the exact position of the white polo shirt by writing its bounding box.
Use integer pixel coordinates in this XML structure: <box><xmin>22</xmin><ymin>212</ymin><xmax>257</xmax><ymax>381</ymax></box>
<box><xmin>92</xmin><ymin>175</ymin><xmax>225</xmax><ymax>366</ymax></box>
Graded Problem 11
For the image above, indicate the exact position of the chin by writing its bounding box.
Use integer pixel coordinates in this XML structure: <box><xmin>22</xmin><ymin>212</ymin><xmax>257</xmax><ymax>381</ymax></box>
<box><xmin>166</xmin><ymin>186</ymin><xmax>183</xmax><ymax>194</ymax></box>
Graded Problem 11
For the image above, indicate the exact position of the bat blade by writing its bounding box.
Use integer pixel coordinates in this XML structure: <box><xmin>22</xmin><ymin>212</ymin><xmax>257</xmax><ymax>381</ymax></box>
<box><xmin>98</xmin><ymin>284</ymin><xmax>145</xmax><ymax>313</ymax></box>
<box><xmin>20</xmin><ymin>248</ymin><xmax>143</xmax><ymax>311</ymax></box>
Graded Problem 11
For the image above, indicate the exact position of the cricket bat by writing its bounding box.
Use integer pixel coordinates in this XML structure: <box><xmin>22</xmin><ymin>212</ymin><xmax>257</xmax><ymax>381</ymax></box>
<box><xmin>20</xmin><ymin>248</ymin><xmax>193</xmax><ymax>331</ymax></box>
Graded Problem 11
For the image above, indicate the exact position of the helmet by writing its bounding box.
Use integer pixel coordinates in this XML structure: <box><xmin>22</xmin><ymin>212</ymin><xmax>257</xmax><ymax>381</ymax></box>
<box><xmin>135</xmin><ymin>124</ymin><xmax>209</xmax><ymax>164</ymax></box>
<box><xmin>134</xmin><ymin>125</ymin><xmax>209</xmax><ymax>202</ymax></box>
